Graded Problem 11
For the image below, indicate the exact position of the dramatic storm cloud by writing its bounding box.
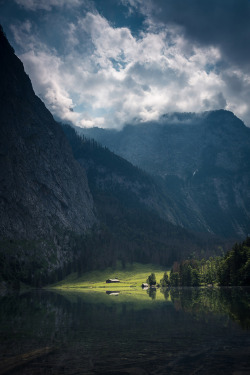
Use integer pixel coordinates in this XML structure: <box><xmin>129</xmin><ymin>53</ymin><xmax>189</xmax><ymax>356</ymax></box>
<box><xmin>0</xmin><ymin>0</ymin><xmax>250</xmax><ymax>127</ymax></box>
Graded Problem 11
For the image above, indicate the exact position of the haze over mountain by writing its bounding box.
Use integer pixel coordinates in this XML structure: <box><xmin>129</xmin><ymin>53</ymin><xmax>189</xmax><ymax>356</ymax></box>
<box><xmin>80</xmin><ymin>110</ymin><xmax>250</xmax><ymax>239</ymax></box>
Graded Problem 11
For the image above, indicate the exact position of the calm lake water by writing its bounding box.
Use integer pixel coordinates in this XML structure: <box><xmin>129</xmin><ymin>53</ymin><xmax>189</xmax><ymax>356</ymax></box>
<box><xmin>0</xmin><ymin>287</ymin><xmax>250</xmax><ymax>374</ymax></box>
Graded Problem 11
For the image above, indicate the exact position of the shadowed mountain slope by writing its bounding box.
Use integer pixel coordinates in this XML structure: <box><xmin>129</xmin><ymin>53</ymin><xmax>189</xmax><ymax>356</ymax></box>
<box><xmin>0</xmin><ymin>26</ymin><xmax>95</xmax><ymax>285</ymax></box>
<box><xmin>62</xmin><ymin>124</ymin><xmax>229</xmax><ymax>270</ymax></box>
<box><xmin>80</xmin><ymin>111</ymin><xmax>250</xmax><ymax>239</ymax></box>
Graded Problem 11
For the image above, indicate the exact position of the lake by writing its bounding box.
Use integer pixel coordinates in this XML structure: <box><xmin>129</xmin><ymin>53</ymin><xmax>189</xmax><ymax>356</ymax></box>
<box><xmin>0</xmin><ymin>287</ymin><xmax>250</xmax><ymax>374</ymax></box>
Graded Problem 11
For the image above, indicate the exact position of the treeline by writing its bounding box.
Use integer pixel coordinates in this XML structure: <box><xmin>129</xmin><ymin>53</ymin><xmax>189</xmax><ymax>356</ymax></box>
<box><xmin>160</xmin><ymin>237</ymin><xmax>250</xmax><ymax>287</ymax></box>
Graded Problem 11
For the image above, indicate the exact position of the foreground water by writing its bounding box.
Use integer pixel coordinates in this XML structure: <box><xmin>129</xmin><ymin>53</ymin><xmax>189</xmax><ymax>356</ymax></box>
<box><xmin>0</xmin><ymin>288</ymin><xmax>250</xmax><ymax>374</ymax></box>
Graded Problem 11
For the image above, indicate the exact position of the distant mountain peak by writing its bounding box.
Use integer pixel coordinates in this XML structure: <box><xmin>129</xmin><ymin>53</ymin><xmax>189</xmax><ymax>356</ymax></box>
<box><xmin>204</xmin><ymin>109</ymin><xmax>246</xmax><ymax>129</ymax></box>
<box><xmin>160</xmin><ymin>109</ymin><xmax>245</xmax><ymax>128</ymax></box>
<box><xmin>79</xmin><ymin>109</ymin><xmax>250</xmax><ymax>239</ymax></box>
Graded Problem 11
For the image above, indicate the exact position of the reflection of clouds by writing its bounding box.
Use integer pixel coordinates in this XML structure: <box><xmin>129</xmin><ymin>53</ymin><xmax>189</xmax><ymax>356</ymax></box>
<box><xmin>11</xmin><ymin>6</ymin><xmax>250</xmax><ymax>128</ymax></box>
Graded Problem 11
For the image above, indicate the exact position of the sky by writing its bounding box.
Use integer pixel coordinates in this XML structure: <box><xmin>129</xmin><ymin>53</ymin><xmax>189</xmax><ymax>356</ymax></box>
<box><xmin>0</xmin><ymin>0</ymin><xmax>250</xmax><ymax>128</ymax></box>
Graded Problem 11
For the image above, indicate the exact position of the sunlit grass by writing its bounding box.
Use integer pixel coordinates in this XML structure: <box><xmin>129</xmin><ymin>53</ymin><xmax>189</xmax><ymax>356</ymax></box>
<box><xmin>47</xmin><ymin>263</ymin><xmax>172</xmax><ymax>308</ymax></box>
<box><xmin>50</xmin><ymin>262</ymin><xmax>170</xmax><ymax>291</ymax></box>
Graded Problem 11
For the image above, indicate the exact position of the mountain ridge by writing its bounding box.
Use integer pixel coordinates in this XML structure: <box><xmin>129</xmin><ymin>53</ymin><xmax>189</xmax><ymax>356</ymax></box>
<box><xmin>79</xmin><ymin>110</ymin><xmax>250</xmax><ymax>239</ymax></box>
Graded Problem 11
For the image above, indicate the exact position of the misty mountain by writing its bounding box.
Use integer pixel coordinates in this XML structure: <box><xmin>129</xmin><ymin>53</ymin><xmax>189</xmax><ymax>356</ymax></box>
<box><xmin>0</xmin><ymin>26</ymin><xmax>95</xmax><ymax>285</ymax></box>
<box><xmin>80</xmin><ymin>111</ymin><xmax>250</xmax><ymax>239</ymax></box>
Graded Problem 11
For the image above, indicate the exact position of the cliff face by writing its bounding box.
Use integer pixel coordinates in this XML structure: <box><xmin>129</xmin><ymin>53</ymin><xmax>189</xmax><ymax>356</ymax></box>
<box><xmin>0</xmin><ymin>27</ymin><xmax>96</xmax><ymax>238</ymax></box>
<box><xmin>81</xmin><ymin>111</ymin><xmax>250</xmax><ymax>239</ymax></box>
<box><xmin>0</xmin><ymin>27</ymin><xmax>95</xmax><ymax>282</ymax></box>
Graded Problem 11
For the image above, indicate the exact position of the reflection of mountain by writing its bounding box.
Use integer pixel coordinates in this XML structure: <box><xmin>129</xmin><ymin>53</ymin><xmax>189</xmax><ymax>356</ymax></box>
<box><xmin>81</xmin><ymin>111</ymin><xmax>250</xmax><ymax>239</ymax></box>
<box><xmin>1</xmin><ymin>289</ymin><xmax>249</xmax><ymax>374</ymax></box>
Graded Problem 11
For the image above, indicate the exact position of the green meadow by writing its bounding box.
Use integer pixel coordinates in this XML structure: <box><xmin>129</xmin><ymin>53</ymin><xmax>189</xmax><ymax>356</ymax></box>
<box><xmin>47</xmin><ymin>263</ymin><xmax>171</xmax><ymax>307</ymax></box>
<box><xmin>51</xmin><ymin>262</ymin><xmax>169</xmax><ymax>291</ymax></box>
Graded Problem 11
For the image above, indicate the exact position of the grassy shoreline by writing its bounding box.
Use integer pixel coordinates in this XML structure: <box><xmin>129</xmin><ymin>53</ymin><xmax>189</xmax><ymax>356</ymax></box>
<box><xmin>50</xmin><ymin>262</ymin><xmax>169</xmax><ymax>290</ymax></box>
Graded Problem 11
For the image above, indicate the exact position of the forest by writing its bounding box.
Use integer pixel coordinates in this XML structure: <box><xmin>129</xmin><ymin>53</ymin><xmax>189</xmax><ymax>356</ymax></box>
<box><xmin>157</xmin><ymin>237</ymin><xmax>250</xmax><ymax>287</ymax></box>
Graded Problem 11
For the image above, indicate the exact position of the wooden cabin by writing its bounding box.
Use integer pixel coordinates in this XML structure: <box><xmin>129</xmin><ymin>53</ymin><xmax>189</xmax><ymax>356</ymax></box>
<box><xmin>106</xmin><ymin>278</ymin><xmax>120</xmax><ymax>283</ymax></box>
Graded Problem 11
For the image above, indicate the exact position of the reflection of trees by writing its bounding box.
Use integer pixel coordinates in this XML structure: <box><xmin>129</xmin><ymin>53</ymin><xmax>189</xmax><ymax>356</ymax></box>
<box><xmin>160</xmin><ymin>288</ymin><xmax>170</xmax><ymax>300</ymax></box>
<box><xmin>217</xmin><ymin>288</ymin><xmax>250</xmax><ymax>329</ymax></box>
<box><xmin>169</xmin><ymin>287</ymin><xmax>250</xmax><ymax>329</ymax></box>
<box><xmin>147</xmin><ymin>288</ymin><xmax>157</xmax><ymax>300</ymax></box>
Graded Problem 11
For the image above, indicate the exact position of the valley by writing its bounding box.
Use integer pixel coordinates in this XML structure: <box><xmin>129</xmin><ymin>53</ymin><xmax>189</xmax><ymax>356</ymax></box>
<box><xmin>1</xmin><ymin>2</ymin><xmax>250</xmax><ymax>373</ymax></box>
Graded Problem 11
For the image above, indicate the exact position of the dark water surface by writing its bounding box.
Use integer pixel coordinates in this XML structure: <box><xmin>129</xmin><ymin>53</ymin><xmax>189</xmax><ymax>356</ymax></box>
<box><xmin>0</xmin><ymin>288</ymin><xmax>250</xmax><ymax>374</ymax></box>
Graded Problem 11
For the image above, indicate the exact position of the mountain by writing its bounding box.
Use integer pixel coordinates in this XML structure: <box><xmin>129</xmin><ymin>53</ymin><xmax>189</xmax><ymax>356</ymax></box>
<box><xmin>0</xmin><ymin>27</ymin><xmax>232</xmax><ymax>288</ymax></box>
<box><xmin>80</xmin><ymin>111</ymin><xmax>250</xmax><ymax>239</ymax></box>
<box><xmin>0</xmin><ymin>26</ymin><xmax>95</xmax><ymax>286</ymax></box>
<box><xmin>62</xmin><ymin>124</ymin><xmax>225</xmax><ymax>272</ymax></box>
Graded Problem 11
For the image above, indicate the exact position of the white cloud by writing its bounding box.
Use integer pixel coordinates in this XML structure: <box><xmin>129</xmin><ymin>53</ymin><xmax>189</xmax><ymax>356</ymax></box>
<box><xmin>12</xmin><ymin>11</ymin><xmax>250</xmax><ymax>128</ymax></box>
<box><xmin>19</xmin><ymin>48</ymin><xmax>79</xmax><ymax>123</ymax></box>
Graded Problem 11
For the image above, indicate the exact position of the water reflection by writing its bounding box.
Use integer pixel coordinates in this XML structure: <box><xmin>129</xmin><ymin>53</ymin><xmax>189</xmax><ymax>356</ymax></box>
<box><xmin>165</xmin><ymin>287</ymin><xmax>250</xmax><ymax>330</ymax></box>
<box><xmin>106</xmin><ymin>291</ymin><xmax>120</xmax><ymax>296</ymax></box>
<box><xmin>0</xmin><ymin>288</ymin><xmax>249</xmax><ymax>374</ymax></box>
<box><xmin>147</xmin><ymin>288</ymin><xmax>157</xmax><ymax>300</ymax></box>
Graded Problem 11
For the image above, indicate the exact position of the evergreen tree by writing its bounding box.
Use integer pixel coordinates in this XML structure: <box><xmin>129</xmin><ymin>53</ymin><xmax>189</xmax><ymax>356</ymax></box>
<box><xmin>170</xmin><ymin>271</ymin><xmax>179</xmax><ymax>286</ymax></box>
<box><xmin>191</xmin><ymin>268</ymin><xmax>200</xmax><ymax>286</ymax></box>
<box><xmin>160</xmin><ymin>271</ymin><xmax>170</xmax><ymax>287</ymax></box>
<box><xmin>147</xmin><ymin>272</ymin><xmax>156</xmax><ymax>286</ymax></box>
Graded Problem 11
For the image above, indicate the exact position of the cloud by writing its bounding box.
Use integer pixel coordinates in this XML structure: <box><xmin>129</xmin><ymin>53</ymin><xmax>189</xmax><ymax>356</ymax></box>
<box><xmin>10</xmin><ymin>6</ymin><xmax>250</xmax><ymax>128</ymax></box>
<box><xmin>124</xmin><ymin>0</ymin><xmax>250</xmax><ymax>72</ymax></box>
<box><xmin>20</xmin><ymin>49</ymin><xmax>80</xmax><ymax>123</ymax></box>
<box><xmin>15</xmin><ymin>0</ymin><xmax>82</xmax><ymax>11</ymax></box>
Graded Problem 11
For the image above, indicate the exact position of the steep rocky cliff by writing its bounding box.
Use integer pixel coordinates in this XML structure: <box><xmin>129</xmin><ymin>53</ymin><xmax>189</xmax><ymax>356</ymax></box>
<box><xmin>0</xmin><ymin>26</ymin><xmax>95</xmax><ymax>284</ymax></box>
<box><xmin>81</xmin><ymin>111</ymin><xmax>250</xmax><ymax>239</ymax></box>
